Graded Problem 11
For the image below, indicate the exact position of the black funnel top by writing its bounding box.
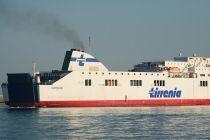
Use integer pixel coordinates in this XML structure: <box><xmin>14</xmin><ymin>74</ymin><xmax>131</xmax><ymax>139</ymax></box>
<box><xmin>62</xmin><ymin>50</ymin><xmax>73</xmax><ymax>71</ymax></box>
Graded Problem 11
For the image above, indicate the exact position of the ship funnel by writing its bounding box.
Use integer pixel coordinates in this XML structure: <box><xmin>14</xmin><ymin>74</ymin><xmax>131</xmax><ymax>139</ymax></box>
<box><xmin>61</xmin><ymin>49</ymin><xmax>108</xmax><ymax>71</ymax></box>
<box><xmin>193</xmin><ymin>53</ymin><xmax>197</xmax><ymax>57</ymax></box>
<box><xmin>179</xmin><ymin>53</ymin><xmax>182</xmax><ymax>57</ymax></box>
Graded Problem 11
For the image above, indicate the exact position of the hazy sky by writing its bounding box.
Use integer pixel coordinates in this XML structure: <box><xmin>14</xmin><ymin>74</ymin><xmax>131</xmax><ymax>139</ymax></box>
<box><xmin>0</xmin><ymin>0</ymin><xmax>210</xmax><ymax>92</ymax></box>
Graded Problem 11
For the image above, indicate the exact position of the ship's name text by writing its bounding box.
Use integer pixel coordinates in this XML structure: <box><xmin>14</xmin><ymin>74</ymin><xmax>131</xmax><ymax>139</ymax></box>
<box><xmin>149</xmin><ymin>88</ymin><xmax>182</xmax><ymax>98</ymax></box>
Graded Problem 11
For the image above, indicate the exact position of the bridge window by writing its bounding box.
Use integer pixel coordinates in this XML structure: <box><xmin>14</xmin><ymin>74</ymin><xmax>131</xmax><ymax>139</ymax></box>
<box><xmin>154</xmin><ymin>80</ymin><xmax>165</xmax><ymax>86</ymax></box>
<box><xmin>130</xmin><ymin>80</ymin><xmax>142</xmax><ymax>86</ymax></box>
<box><xmin>200</xmin><ymin>81</ymin><xmax>208</xmax><ymax>87</ymax></box>
<box><xmin>105</xmin><ymin>79</ymin><xmax>118</xmax><ymax>86</ymax></box>
<box><xmin>85</xmin><ymin>79</ymin><xmax>91</xmax><ymax>86</ymax></box>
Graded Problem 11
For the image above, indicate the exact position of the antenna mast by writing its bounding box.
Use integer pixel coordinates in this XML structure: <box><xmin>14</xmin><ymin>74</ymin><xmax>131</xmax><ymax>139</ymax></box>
<box><xmin>33</xmin><ymin>63</ymin><xmax>37</xmax><ymax>76</ymax></box>
<box><xmin>33</xmin><ymin>62</ymin><xmax>39</xmax><ymax>76</ymax></box>
<box><xmin>89</xmin><ymin>36</ymin><xmax>91</xmax><ymax>48</ymax></box>
<box><xmin>88</xmin><ymin>36</ymin><xmax>93</xmax><ymax>54</ymax></box>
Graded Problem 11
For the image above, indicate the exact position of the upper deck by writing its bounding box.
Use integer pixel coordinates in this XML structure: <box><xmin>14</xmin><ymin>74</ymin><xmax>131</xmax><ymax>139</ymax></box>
<box><xmin>33</xmin><ymin>50</ymin><xmax>210</xmax><ymax>86</ymax></box>
<box><xmin>131</xmin><ymin>54</ymin><xmax>210</xmax><ymax>78</ymax></box>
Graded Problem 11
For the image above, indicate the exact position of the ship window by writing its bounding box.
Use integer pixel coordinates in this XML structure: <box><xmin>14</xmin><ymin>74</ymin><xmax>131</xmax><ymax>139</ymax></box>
<box><xmin>105</xmin><ymin>79</ymin><xmax>108</xmax><ymax>86</ymax></box>
<box><xmin>200</xmin><ymin>81</ymin><xmax>208</xmax><ymax>87</ymax></box>
<box><xmin>135</xmin><ymin>80</ymin><xmax>138</xmax><ymax>86</ymax></box>
<box><xmin>154</xmin><ymin>80</ymin><xmax>165</xmax><ymax>86</ymax></box>
<box><xmin>130</xmin><ymin>80</ymin><xmax>133</xmax><ymax>86</ymax></box>
<box><xmin>208</xmin><ymin>74</ymin><xmax>210</xmax><ymax>77</ymax></box>
<box><xmin>105</xmin><ymin>79</ymin><xmax>118</xmax><ymax>86</ymax></box>
<box><xmin>157</xmin><ymin>80</ymin><xmax>159</xmax><ymax>86</ymax></box>
<box><xmin>85</xmin><ymin>79</ymin><xmax>91</xmax><ymax>86</ymax></box>
<box><xmin>108</xmin><ymin>80</ymin><xmax>111</xmax><ymax>86</ymax></box>
<box><xmin>200</xmin><ymin>74</ymin><xmax>205</xmax><ymax>77</ymax></box>
<box><xmin>154</xmin><ymin>80</ymin><xmax>157</xmax><ymax>86</ymax></box>
<box><xmin>109</xmin><ymin>80</ymin><xmax>112</xmax><ymax>86</ymax></box>
<box><xmin>130</xmin><ymin>80</ymin><xmax>142</xmax><ymax>86</ymax></box>
<box><xmin>115</xmin><ymin>80</ymin><xmax>118</xmax><ymax>86</ymax></box>
<box><xmin>160</xmin><ymin>80</ymin><xmax>163</xmax><ymax>86</ymax></box>
<box><xmin>112</xmin><ymin>80</ymin><xmax>115</xmax><ymax>86</ymax></box>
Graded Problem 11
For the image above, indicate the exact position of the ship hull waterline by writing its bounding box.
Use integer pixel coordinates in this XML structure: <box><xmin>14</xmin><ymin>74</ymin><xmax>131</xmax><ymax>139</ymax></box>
<box><xmin>5</xmin><ymin>99</ymin><xmax>210</xmax><ymax>107</ymax></box>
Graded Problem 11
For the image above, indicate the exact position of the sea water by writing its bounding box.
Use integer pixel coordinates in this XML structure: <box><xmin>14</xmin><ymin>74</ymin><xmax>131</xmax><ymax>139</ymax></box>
<box><xmin>0</xmin><ymin>104</ymin><xmax>210</xmax><ymax>139</ymax></box>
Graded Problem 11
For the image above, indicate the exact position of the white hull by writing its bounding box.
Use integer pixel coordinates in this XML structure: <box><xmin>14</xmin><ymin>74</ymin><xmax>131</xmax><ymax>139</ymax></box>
<box><xmin>2</xmin><ymin>49</ymin><xmax>210</xmax><ymax>107</ymax></box>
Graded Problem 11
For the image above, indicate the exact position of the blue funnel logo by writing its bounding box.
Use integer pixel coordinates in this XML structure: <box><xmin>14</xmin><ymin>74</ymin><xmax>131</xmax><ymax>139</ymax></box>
<box><xmin>76</xmin><ymin>54</ymin><xmax>86</xmax><ymax>66</ymax></box>
<box><xmin>70</xmin><ymin>54</ymin><xmax>99</xmax><ymax>67</ymax></box>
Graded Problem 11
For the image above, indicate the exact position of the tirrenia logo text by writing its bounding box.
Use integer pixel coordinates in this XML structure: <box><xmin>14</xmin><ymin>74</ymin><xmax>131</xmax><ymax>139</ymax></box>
<box><xmin>149</xmin><ymin>88</ymin><xmax>182</xmax><ymax>98</ymax></box>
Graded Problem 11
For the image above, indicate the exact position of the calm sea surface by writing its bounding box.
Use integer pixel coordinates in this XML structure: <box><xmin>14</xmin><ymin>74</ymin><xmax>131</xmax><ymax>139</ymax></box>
<box><xmin>0</xmin><ymin>103</ymin><xmax>210</xmax><ymax>139</ymax></box>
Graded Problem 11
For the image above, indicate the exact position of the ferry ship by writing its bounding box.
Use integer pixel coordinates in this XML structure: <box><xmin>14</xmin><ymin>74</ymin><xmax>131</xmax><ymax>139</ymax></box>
<box><xmin>1</xmin><ymin>49</ymin><xmax>210</xmax><ymax>107</ymax></box>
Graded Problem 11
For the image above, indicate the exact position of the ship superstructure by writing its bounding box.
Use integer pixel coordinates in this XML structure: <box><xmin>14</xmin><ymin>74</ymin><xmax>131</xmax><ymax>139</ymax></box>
<box><xmin>1</xmin><ymin>49</ymin><xmax>210</xmax><ymax>107</ymax></box>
